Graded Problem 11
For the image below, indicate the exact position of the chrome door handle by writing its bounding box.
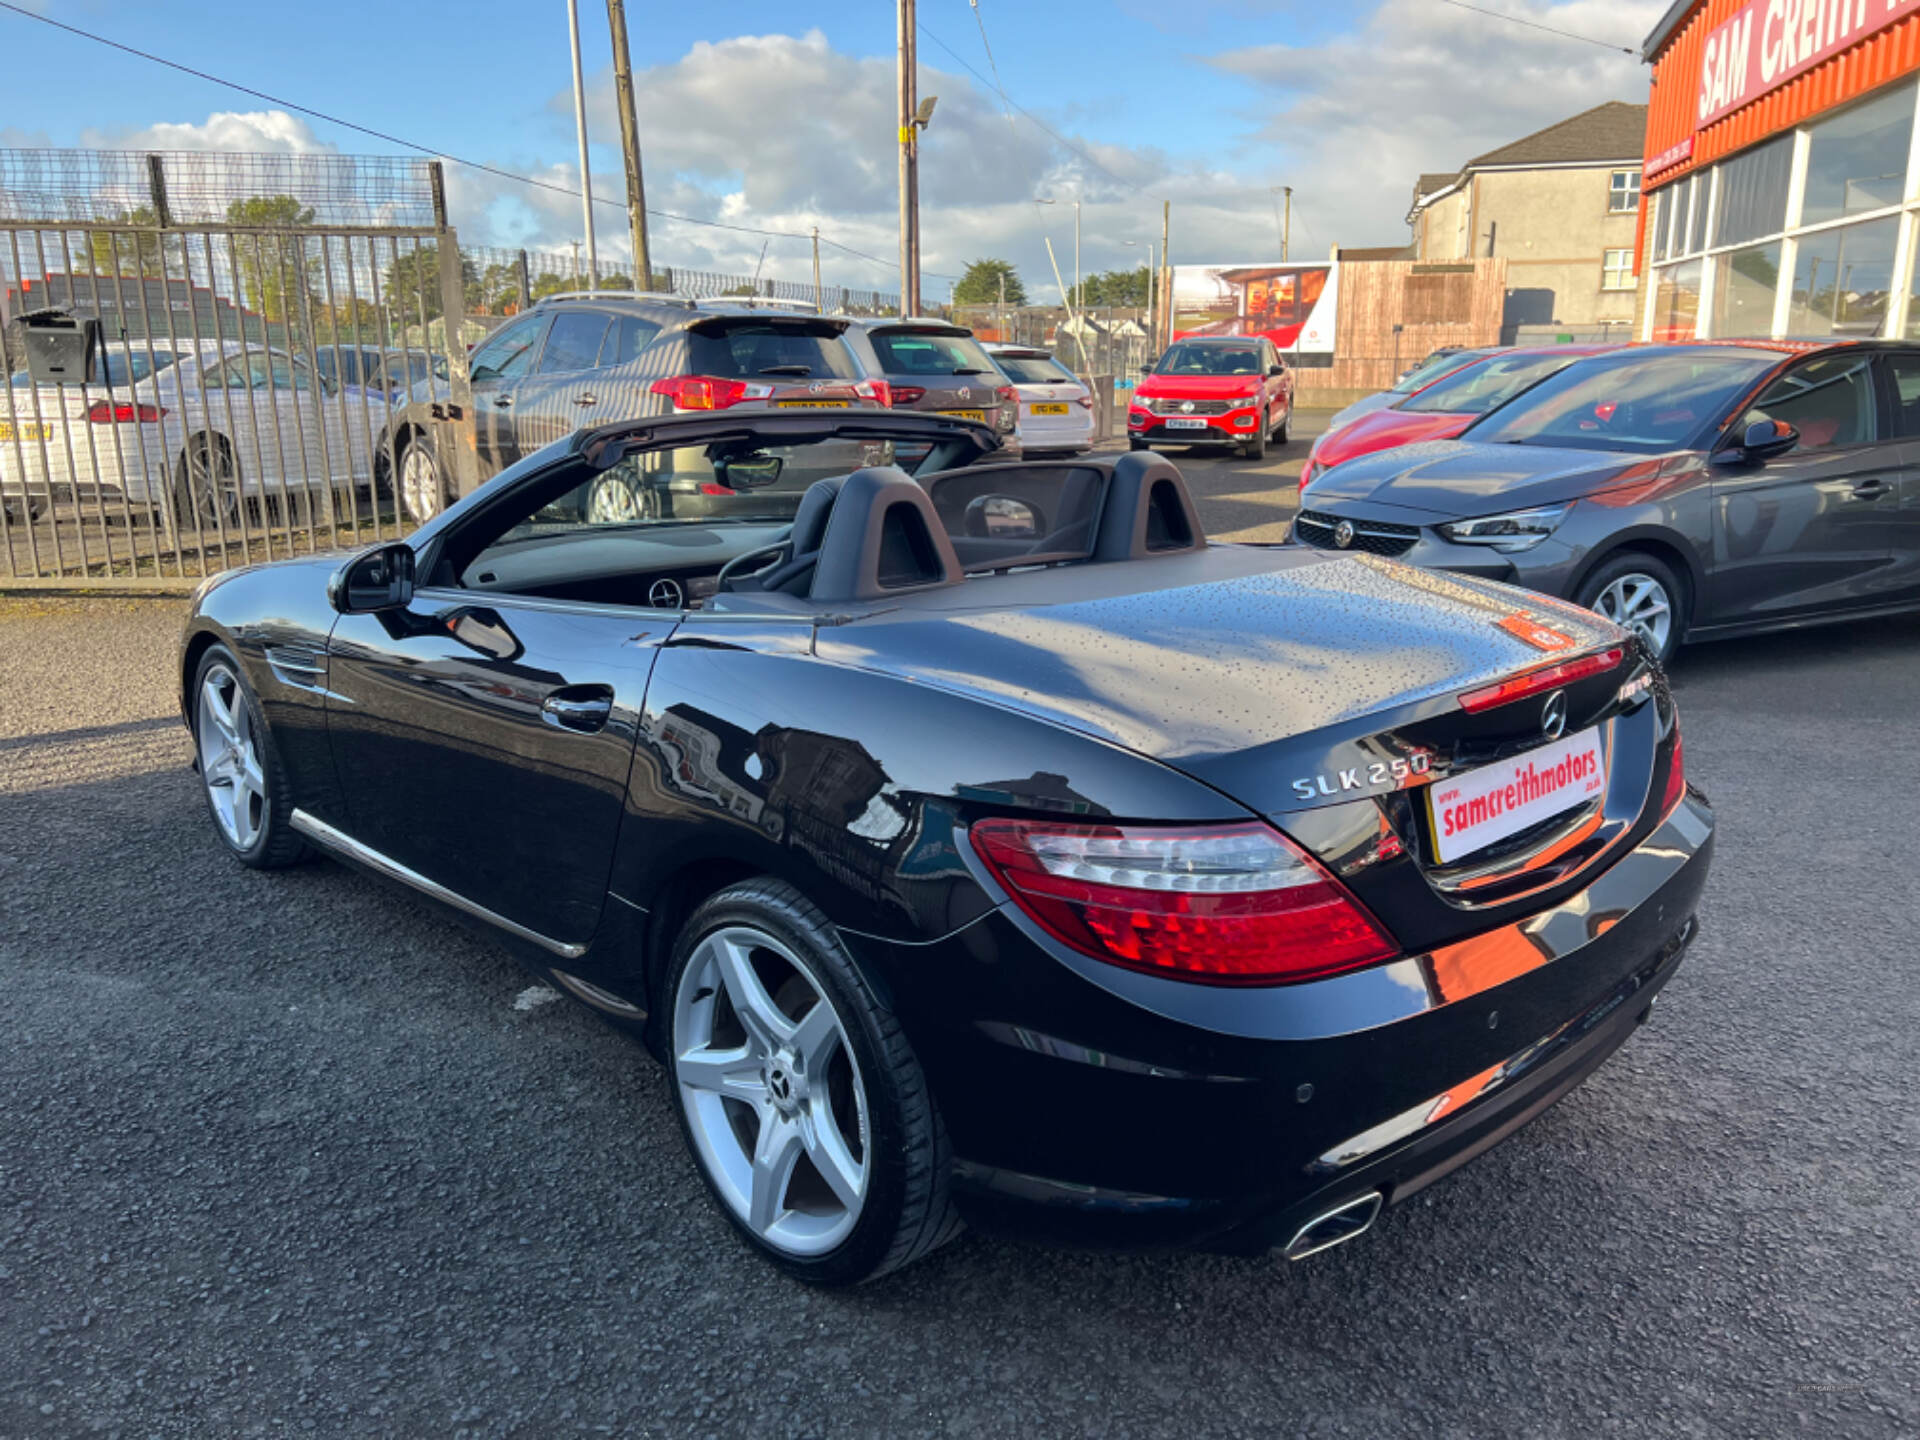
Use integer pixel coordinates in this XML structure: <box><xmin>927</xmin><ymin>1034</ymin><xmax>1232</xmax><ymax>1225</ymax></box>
<box><xmin>1851</xmin><ymin>478</ymin><xmax>1893</xmax><ymax>499</ymax></box>
<box><xmin>541</xmin><ymin>688</ymin><xmax>614</xmax><ymax>733</ymax></box>
<box><xmin>493</xmin><ymin>395</ymin><xmax>512</xmax><ymax>408</ymax></box>
<box><xmin>574</xmin><ymin>394</ymin><xmax>599</xmax><ymax>407</ymax></box>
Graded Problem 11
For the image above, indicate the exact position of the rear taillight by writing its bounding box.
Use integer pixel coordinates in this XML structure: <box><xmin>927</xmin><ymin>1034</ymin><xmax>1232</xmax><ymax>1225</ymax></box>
<box><xmin>650</xmin><ymin>375</ymin><xmax>767</xmax><ymax>411</ymax></box>
<box><xmin>995</xmin><ymin>385</ymin><xmax>1018</xmax><ymax>430</ymax></box>
<box><xmin>891</xmin><ymin>384</ymin><xmax>926</xmax><ymax>405</ymax></box>
<box><xmin>1660</xmin><ymin>720</ymin><xmax>1686</xmax><ymax>815</ymax></box>
<box><xmin>854</xmin><ymin>378</ymin><xmax>893</xmax><ymax>408</ymax></box>
<box><xmin>1458</xmin><ymin>647</ymin><xmax>1625</xmax><ymax>714</ymax></box>
<box><xmin>86</xmin><ymin>401</ymin><xmax>166</xmax><ymax>424</ymax></box>
<box><xmin>1074</xmin><ymin>394</ymin><xmax>1094</xmax><ymax>410</ymax></box>
<box><xmin>969</xmin><ymin>818</ymin><xmax>1397</xmax><ymax>986</ymax></box>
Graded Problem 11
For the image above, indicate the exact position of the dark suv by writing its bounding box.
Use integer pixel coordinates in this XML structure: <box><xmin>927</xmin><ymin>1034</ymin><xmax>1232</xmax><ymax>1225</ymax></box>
<box><xmin>385</xmin><ymin>294</ymin><xmax>887</xmax><ymax>521</ymax></box>
<box><xmin>842</xmin><ymin>318</ymin><xmax>1021</xmax><ymax>454</ymax></box>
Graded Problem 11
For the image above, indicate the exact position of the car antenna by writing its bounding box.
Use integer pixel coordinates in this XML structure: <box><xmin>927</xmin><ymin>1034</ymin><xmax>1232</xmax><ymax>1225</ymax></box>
<box><xmin>749</xmin><ymin>239</ymin><xmax>770</xmax><ymax>298</ymax></box>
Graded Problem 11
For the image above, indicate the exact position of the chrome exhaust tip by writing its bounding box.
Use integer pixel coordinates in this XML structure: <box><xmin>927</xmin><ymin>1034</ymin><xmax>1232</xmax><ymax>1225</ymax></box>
<box><xmin>1281</xmin><ymin>1191</ymin><xmax>1383</xmax><ymax>1261</ymax></box>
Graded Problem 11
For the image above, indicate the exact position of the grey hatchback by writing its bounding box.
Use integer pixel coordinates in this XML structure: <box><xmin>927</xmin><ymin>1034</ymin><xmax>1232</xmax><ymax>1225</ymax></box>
<box><xmin>1290</xmin><ymin>340</ymin><xmax>1920</xmax><ymax>664</ymax></box>
<box><xmin>841</xmin><ymin>318</ymin><xmax>1021</xmax><ymax>452</ymax></box>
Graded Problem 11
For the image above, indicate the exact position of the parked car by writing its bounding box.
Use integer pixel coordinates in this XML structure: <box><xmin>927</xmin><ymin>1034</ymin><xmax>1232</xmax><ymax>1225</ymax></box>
<box><xmin>313</xmin><ymin>344</ymin><xmax>449</xmax><ymax>401</ymax></box>
<box><xmin>1287</xmin><ymin>340</ymin><xmax>1920</xmax><ymax>664</ymax></box>
<box><xmin>1323</xmin><ymin>347</ymin><xmax>1505</xmax><ymax>434</ymax></box>
<box><xmin>983</xmin><ymin>343</ymin><xmax>1095</xmax><ymax>454</ymax></box>
<box><xmin>1300</xmin><ymin>346</ymin><xmax>1617</xmax><ymax>489</ymax></box>
<box><xmin>1126</xmin><ymin>336</ymin><xmax>1294</xmax><ymax>459</ymax></box>
<box><xmin>1</xmin><ymin>341</ymin><xmax>392</xmax><ymax>528</ymax></box>
<box><xmin>380</xmin><ymin>294</ymin><xmax>888</xmax><ymax>523</ymax></box>
<box><xmin>178</xmin><ymin>408</ymin><xmax>1707</xmax><ymax>1284</ymax></box>
<box><xmin>841</xmin><ymin>318</ymin><xmax>1021</xmax><ymax>451</ymax></box>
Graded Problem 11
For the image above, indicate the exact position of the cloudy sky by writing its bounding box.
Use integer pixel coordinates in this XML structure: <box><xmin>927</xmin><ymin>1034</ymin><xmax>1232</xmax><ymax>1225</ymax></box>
<box><xmin>0</xmin><ymin>0</ymin><xmax>1662</xmax><ymax>300</ymax></box>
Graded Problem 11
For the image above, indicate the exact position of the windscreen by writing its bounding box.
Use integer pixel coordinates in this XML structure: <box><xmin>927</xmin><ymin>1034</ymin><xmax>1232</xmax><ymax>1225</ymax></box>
<box><xmin>993</xmin><ymin>353</ymin><xmax>1076</xmax><ymax>384</ymax></box>
<box><xmin>924</xmin><ymin>466</ymin><xmax>1105</xmax><ymax>569</ymax></box>
<box><xmin>1391</xmin><ymin>348</ymin><xmax>1491</xmax><ymax>394</ymax></box>
<box><xmin>688</xmin><ymin>323</ymin><xmax>859</xmax><ymax>380</ymax></box>
<box><xmin>869</xmin><ymin>329</ymin><xmax>999</xmax><ymax>376</ymax></box>
<box><xmin>1466</xmin><ymin>349</ymin><xmax>1777</xmax><ymax>454</ymax></box>
<box><xmin>1154</xmin><ymin>344</ymin><xmax>1262</xmax><ymax>376</ymax></box>
<box><xmin>1399</xmin><ymin>351</ymin><xmax>1588</xmax><ymax>416</ymax></box>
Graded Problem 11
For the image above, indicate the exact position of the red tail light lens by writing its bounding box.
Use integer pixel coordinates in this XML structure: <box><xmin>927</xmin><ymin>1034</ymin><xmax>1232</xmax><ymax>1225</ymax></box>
<box><xmin>969</xmin><ymin>819</ymin><xmax>1397</xmax><ymax>986</ymax></box>
<box><xmin>1459</xmin><ymin>647</ymin><xmax>1625</xmax><ymax>714</ymax></box>
<box><xmin>86</xmin><ymin>401</ymin><xmax>166</xmax><ymax>424</ymax></box>
<box><xmin>995</xmin><ymin>385</ymin><xmax>1017</xmax><ymax>405</ymax></box>
<box><xmin>650</xmin><ymin>375</ymin><xmax>752</xmax><ymax>411</ymax></box>
<box><xmin>854</xmin><ymin>378</ymin><xmax>893</xmax><ymax>408</ymax></box>
<box><xmin>1074</xmin><ymin>393</ymin><xmax>1094</xmax><ymax>410</ymax></box>
<box><xmin>891</xmin><ymin>384</ymin><xmax>926</xmax><ymax>405</ymax></box>
<box><xmin>1660</xmin><ymin>720</ymin><xmax>1686</xmax><ymax>815</ymax></box>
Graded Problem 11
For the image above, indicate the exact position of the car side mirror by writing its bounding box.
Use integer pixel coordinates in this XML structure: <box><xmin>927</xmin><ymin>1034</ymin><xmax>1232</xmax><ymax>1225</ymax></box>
<box><xmin>329</xmin><ymin>542</ymin><xmax>415</xmax><ymax>614</ymax></box>
<box><xmin>1138</xmin><ymin>365</ymin><xmax>1153</xmax><ymax>376</ymax></box>
<box><xmin>963</xmin><ymin>493</ymin><xmax>1041</xmax><ymax>538</ymax></box>
<box><xmin>1716</xmin><ymin>418</ymin><xmax>1798</xmax><ymax>465</ymax></box>
<box><xmin>1268</xmin><ymin>364</ymin><xmax>1286</xmax><ymax>376</ymax></box>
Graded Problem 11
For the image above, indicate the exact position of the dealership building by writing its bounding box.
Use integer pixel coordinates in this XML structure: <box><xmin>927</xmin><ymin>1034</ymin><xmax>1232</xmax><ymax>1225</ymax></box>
<box><xmin>1640</xmin><ymin>0</ymin><xmax>1920</xmax><ymax>341</ymax></box>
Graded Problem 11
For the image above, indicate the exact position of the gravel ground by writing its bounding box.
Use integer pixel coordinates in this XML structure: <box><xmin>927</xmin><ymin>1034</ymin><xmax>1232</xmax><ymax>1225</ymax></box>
<box><xmin>3</xmin><ymin>536</ymin><xmax>1917</xmax><ymax>1436</ymax></box>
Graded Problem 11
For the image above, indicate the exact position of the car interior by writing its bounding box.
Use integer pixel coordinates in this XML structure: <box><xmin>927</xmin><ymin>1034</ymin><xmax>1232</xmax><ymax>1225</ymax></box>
<box><xmin>428</xmin><ymin>442</ymin><xmax>1207</xmax><ymax>614</ymax></box>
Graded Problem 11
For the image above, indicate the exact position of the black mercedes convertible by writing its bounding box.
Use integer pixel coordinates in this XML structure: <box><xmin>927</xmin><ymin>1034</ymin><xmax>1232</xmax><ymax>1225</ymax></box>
<box><xmin>178</xmin><ymin>410</ymin><xmax>1712</xmax><ymax>1284</ymax></box>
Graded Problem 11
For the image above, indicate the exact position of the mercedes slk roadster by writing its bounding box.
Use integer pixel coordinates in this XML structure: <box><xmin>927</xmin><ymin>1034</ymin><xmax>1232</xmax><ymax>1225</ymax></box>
<box><xmin>178</xmin><ymin>410</ymin><xmax>1712</xmax><ymax>1284</ymax></box>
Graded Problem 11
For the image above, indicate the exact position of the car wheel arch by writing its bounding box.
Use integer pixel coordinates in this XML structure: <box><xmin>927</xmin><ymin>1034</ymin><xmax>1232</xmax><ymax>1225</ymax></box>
<box><xmin>1567</xmin><ymin>529</ymin><xmax>1702</xmax><ymax>620</ymax></box>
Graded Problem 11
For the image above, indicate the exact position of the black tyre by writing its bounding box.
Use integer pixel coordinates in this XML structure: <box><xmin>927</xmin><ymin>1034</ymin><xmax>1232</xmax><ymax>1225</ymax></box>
<box><xmin>664</xmin><ymin>878</ymin><xmax>960</xmax><ymax>1285</ymax></box>
<box><xmin>190</xmin><ymin>644</ymin><xmax>309</xmax><ymax>869</ymax></box>
<box><xmin>1128</xmin><ymin>437</ymin><xmax>1149</xmax><ymax>451</ymax></box>
<box><xmin>1574</xmin><ymin>550</ymin><xmax>1687</xmax><ymax>666</ymax></box>
<box><xmin>1275</xmin><ymin>407</ymin><xmax>1291</xmax><ymax>444</ymax></box>
<box><xmin>1240</xmin><ymin>422</ymin><xmax>1267</xmax><ymax>460</ymax></box>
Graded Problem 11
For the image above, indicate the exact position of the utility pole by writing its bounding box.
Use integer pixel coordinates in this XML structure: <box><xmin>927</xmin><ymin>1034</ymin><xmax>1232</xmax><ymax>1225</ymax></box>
<box><xmin>997</xmin><ymin>270</ymin><xmax>1005</xmax><ymax>340</ymax></box>
<box><xmin>896</xmin><ymin>0</ymin><xmax>921</xmax><ymax>316</ymax></box>
<box><xmin>566</xmin><ymin>0</ymin><xmax>597</xmax><ymax>283</ymax></box>
<box><xmin>811</xmin><ymin>227</ymin><xmax>823</xmax><ymax>313</ymax></box>
<box><xmin>1074</xmin><ymin>199</ymin><xmax>1081</xmax><ymax>311</ymax></box>
<box><xmin>605</xmin><ymin>0</ymin><xmax>653</xmax><ymax>289</ymax></box>
<box><xmin>1159</xmin><ymin>200</ymin><xmax>1170</xmax><ymax>351</ymax></box>
<box><xmin>1283</xmin><ymin>186</ymin><xmax>1292</xmax><ymax>263</ymax></box>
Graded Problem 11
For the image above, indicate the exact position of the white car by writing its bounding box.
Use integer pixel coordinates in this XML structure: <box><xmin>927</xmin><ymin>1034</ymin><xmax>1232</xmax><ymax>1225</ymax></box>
<box><xmin>984</xmin><ymin>344</ymin><xmax>1096</xmax><ymax>455</ymax></box>
<box><xmin>1</xmin><ymin>342</ymin><xmax>394</xmax><ymax>528</ymax></box>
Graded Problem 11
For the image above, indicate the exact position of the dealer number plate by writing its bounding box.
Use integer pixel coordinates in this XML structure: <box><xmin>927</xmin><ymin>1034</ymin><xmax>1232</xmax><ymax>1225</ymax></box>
<box><xmin>775</xmin><ymin>400</ymin><xmax>848</xmax><ymax>409</ymax></box>
<box><xmin>1426</xmin><ymin>725</ymin><xmax>1606</xmax><ymax>864</ymax></box>
<box><xmin>0</xmin><ymin>421</ymin><xmax>54</xmax><ymax>442</ymax></box>
<box><xmin>1166</xmin><ymin>417</ymin><xmax>1208</xmax><ymax>430</ymax></box>
<box><xmin>1029</xmin><ymin>402</ymin><xmax>1070</xmax><ymax>415</ymax></box>
<box><xmin>941</xmin><ymin>409</ymin><xmax>987</xmax><ymax>421</ymax></box>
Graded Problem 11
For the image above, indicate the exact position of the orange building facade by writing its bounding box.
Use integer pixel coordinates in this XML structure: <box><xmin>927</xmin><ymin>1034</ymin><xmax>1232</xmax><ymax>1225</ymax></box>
<box><xmin>1640</xmin><ymin>0</ymin><xmax>1920</xmax><ymax>340</ymax></box>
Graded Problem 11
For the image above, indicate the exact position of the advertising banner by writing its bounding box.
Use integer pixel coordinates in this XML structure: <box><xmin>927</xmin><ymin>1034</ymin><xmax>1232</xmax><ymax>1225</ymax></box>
<box><xmin>1169</xmin><ymin>261</ymin><xmax>1338</xmax><ymax>352</ymax></box>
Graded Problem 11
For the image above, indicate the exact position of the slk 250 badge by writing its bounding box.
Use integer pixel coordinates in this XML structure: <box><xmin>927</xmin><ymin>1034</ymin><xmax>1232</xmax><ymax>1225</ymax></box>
<box><xmin>1292</xmin><ymin>752</ymin><xmax>1432</xmax><ymax>801</ymax></box>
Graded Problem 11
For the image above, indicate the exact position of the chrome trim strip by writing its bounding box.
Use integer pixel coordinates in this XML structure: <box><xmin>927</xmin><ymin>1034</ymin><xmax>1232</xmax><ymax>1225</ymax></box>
<box><xmin>289</xmin><ymin>808</ymin><xmax>588</xmax><ymax>960</ymax></box>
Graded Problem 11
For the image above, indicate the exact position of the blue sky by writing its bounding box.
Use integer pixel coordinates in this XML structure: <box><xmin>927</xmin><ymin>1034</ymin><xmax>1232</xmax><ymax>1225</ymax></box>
<box><xmin>0</xmin><ymin>0</ymin><xmax>1659</xmax><ymax>298</ymax></box>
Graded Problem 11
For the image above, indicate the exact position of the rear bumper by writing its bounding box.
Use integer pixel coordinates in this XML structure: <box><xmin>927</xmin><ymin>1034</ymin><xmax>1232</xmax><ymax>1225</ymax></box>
<box><xmin>866</xmin><ymin>792</ymin><xmax>1713</xmax><ymax>1255</ymax></box>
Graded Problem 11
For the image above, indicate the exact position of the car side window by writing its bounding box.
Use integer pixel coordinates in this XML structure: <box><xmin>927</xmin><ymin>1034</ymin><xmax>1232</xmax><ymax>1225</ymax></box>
<box><xmin>601</xmin><ymin>315</ymin><xmax>662</xmax><ymax>367</ymax></box>
<box><xmin>1881</xmin><ymin>352</ymin><xmax>1920</xmax><ymax>438</ymax></box>
<box><xmin>1739</xmin><ymin>355</ymin><xmax>1876</xmax><ymax>452</ymax></box>
<box><xmin>537</xmin><ymin>311</ymin><xmax>613</xmax><ymax>374</ymax></box>
<box><xmin>470</xmin><ymin>315</ymin><xmax>546</xmax><ymax>383</ymax></box>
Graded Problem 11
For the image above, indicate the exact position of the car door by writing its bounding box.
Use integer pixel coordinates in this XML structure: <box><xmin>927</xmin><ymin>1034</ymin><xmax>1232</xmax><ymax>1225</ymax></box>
<box><xmin>510</xmin><ymin>308</ymin><xmax>614</xmax><ymax>454</ymax></box>
<box><xmin>1870</xmin><ymin>348</ymin><xmax>1920</xmax><ymax>602</ymax></box>
<box><xmin>323</xmin><ymin>494</ymin><xmax>672</xmax><ymax>950</ymax></box>
<box><xmin>1705</xmin><ymin>352</ymin><xmax>1899</xmax><ymax>625</ymax></box>
<box><xmin>467</xmin><ymin>313</ymin><xmax>549</xmax><ymax>478</ymax></box>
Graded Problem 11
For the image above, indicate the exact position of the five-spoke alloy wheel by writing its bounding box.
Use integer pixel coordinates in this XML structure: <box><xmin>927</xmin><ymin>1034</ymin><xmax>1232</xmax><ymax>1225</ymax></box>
<box><xmin>190</xmin><ymin>644</ymin><xmax>307</xmax><ymax>869</ymax></box>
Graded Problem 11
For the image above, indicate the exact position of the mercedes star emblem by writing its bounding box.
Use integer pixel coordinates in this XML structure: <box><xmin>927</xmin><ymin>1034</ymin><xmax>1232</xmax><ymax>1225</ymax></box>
<box><xmin>648</xmin><ymin>577</ymin><xmax>685</xmax><ymax>610</ymax></box>
<box><xmin>1332</xmin><ymin>519</ymin><xmax>1355</xmax><ymax>549</ymax></box>
<box><xmin>1541</xmin><ymin>690</ymin><xmax>1568</xmax><ymax>740</ymax></box>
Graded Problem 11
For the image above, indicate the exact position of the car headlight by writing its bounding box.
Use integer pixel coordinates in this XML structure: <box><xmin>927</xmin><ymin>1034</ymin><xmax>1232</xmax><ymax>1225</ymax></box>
<box><xmin>1436</xmin><ymin>505</ymin><xmax>1569</xmax><ymax>553</ymax></box>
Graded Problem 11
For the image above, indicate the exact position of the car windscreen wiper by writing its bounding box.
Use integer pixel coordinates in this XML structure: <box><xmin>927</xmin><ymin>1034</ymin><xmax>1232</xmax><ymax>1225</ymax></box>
<box><xmin>758</xmin><ymin>365</ymin><xmax>813</xmax><ymax>377</ymax></box>
<box><xmin>950</xmin><ymin>367</ymin><xmax>992</xmax><ymax>375</ymax></box>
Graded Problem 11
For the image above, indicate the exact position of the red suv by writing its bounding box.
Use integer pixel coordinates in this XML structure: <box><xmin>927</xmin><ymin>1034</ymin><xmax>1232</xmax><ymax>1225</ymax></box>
<box><xmin>1127</xmin><ymin>337</ymin><xmax>1293</xmax><ymax>459</ymax></box>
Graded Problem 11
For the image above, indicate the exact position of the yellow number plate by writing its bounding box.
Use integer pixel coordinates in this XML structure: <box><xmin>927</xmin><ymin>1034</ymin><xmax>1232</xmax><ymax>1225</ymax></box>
<box><xmin>941</xmin><ymin>409</ymin><xmax>987</xmax><ymax>421</ymax></box>
<box><xmin>1029</xmin><ymin>402</ymin><xmax>1070</xmax><ymax>415</ymax></box>
<box><xmin>0</xmin><ymin>421</ymin><xmax>54</xmax><ymax>442</ymax></box>
<box><xmin>775</xmin><ymin>399</ymin><xmax>849</xmax><ymax>409</ymax></box>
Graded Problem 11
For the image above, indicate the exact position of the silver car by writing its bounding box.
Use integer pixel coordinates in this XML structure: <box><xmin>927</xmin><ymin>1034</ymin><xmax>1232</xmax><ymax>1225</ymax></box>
<box><xmin>983</xmin><ymin>344</ymin><xmax>1095</xmax><ymax>455</ymax></box>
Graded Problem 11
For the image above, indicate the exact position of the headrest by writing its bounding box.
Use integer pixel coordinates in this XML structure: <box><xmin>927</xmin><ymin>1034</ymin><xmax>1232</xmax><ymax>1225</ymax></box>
<box><xmin>810</xmin><ymin>466</ymin><xmax>964</xmax><ymax>602</ymax></box>
<box><xmin>1092</xmin><ymin>450</ymin><xmax>1206</xmax><ymax>561</ymax></box>
<box><xmin>788</xmin><ymin>476</ymin><xmax>844</xmax><ymax>557</ymax></box>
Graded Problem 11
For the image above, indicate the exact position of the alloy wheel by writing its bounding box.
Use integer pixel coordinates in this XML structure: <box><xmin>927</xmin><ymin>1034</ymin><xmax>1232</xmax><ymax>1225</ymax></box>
<box><xmin>185</xmin><ymin>438</ymin><xmax>241</xmax><ymax>529</ymax></box>
<box><xmin>587</xmin><ymin>474</ymin><xmax>644</xmax><ymax>526</ymax></box>
<box><xmin>197</xmin><ymin>663</ymin><xmax>265</xmax><ymax>851</ymax></box>
<box><xmin>1594</xmin><ymin>572</ymin><xmax>1673</xmax><ymax>657</ymax></box>
<box><xmin>673</xmin><ymin>924</ymin><xmax>870</xmax><ymax>1257</ymax></box>
<box><xmin>399</xmin><ymin>444</ymin><xmax>442</xmax><ymax>522</ymax></box>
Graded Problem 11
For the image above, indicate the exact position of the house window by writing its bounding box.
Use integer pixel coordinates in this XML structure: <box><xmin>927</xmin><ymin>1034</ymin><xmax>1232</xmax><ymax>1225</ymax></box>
<box><xmin>1609</xmin><ymin>169</ymin><xmax>1642</xmax><ymax>213</ymax></box>
<box><xmin>1601</xmin><ymin>249</ymin><xmax>1635</xmax><ymax>290</ymax></box>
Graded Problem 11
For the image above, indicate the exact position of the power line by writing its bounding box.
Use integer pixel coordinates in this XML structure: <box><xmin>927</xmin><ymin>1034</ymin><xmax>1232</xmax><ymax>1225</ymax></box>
<box><xmin>0</xmin><ymin>0</ymin><xmax>950</xmax><ymax>278</ymax></box>
<box><xmin>1429</xmin><ymin>0</ymin><xmax>1636</xmax><ymax>55</ymax></box>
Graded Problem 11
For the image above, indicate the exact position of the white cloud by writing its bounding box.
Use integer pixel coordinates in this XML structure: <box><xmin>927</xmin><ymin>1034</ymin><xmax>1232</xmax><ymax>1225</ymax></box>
<box><xmin>81</xmin><ymin>109</ymin><xmax>337</xmax><ymax>156</ymax></box>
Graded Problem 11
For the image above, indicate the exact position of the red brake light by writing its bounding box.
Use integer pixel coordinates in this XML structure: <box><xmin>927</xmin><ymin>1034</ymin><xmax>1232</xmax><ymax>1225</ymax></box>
<box><xmin>650</xmin><ymin>375</ymin><xmax>750</xmax><ymax>411</ymax></box>
<box><xmin>1074</xmin><ymin>394</ymin><xmax>1094</xmax><ymax>410</ymax></box>
<box><xmin>1459</xmin><ymin>647</ymin><xmax>1625</xmax><ymax>714</ymax></box>
<box><xmin>1660</xmin><ymin>720</ymin><xmax>1686</xmax><ymax>815</ymax></box>
<box><xmin>969</xmin><ymin>819</ymin><xmax>1397</xmax><ymax>986</ymax></box>
<box><xmin>86</xmin><ymin>401</ymin><xmax>166</xmax><ymax>424</ymax></box>
<box><xmin>891</xmin><ymin>384</ymin><xmax>926</xmax><ymax>405</ymax></box>
<box><xmin>996</xmin><ymin>384</ymin><xmax>1017</xmax><ymax>405</ymax></box>
<box><xmin>855</xmin><ymin>378</ymin><xmax>893</xmax><ymax>408</ymax></box>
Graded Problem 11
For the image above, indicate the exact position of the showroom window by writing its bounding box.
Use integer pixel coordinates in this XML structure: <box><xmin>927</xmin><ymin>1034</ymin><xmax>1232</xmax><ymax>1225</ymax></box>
<box><xmin>1609</xmin><ymin>169</ymin><xmax>1642</xmax><ymax>213</ymax></box>
<box><xmin>1602</xmin><ymin>249</ymin><xmax>1635</xmax><ymax>290</ymax></box>
<box><xmin>1647</xmin><ymin>79</ymin><xmax>1920</xmax><ymax>341</ymax></box>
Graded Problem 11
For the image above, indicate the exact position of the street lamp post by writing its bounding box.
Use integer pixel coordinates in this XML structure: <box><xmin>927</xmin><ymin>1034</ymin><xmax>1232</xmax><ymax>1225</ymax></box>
<box><xmin>1124</xmin><ymin>238</ymin><xmax>1155</xmax><ymax>357</ymax></box>
<box><xmin>566</xmin><ymin>0</ymin><xmax>597</xmax><ymax>283</ymax></box>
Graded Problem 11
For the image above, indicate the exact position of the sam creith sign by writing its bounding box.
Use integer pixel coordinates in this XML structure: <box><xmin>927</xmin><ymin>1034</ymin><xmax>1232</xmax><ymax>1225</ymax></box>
<box><xmin>1696</xmin><ymin>0</ymin><xmax>1920</xmax><ymax>129</ymax></box>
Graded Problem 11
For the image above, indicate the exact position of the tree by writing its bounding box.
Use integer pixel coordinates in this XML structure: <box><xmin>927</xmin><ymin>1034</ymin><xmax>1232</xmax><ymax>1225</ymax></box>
<box><xmin>382</xmin><ymin>241</ymin><xmax>479</xmax><ymax>324</ymax></box>
<box><xmin>85</xmin><ymin>206</ymin><xmax>180</xmax><ymax>279</ymax></box>
<box><xmin>954</xmin><ymin>258</ymin><xmax>1026</xmax><ymax>306</ymax></box>
<box><xmin>1071</xmin><ymin>266</ymin><xmax>1150</xmax><ymax>308</ymax></box>
<box><xmin>225</xmin><ymin>196</ymin><xmax>320</xmax><ymax>334</ymax></box>
<box><xmin>529</xmin><ymin>270</ymin><xmax>573</xmax><ymax>302</ymax></box>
